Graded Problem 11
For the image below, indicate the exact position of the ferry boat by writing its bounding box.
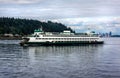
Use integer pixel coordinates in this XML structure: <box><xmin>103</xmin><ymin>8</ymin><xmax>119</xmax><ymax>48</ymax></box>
<box><xmin>20</xmin><ymin>29</ymin><xmax>104</xmax><ymax>46</ymax></box>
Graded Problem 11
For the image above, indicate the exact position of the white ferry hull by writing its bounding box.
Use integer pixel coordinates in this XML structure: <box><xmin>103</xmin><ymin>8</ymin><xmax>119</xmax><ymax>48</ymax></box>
<box><xmin>20</xmin><ymin>37</ymin><xmax>104</xmax><ymax>46</ymax></box>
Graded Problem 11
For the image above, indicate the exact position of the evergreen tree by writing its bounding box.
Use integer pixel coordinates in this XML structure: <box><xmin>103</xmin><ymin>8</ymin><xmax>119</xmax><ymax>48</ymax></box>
<box><xmin>0</xmin><ymin>17</ymin><xmax>74</xmax><ymax>35</ymax></box>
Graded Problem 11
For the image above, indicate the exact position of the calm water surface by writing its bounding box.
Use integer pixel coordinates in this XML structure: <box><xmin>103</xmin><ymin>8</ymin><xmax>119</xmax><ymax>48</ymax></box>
<box><xmin>0</xmin><ymin>38</ymin><xmax>120</xmax><ymax>78</ymax></box>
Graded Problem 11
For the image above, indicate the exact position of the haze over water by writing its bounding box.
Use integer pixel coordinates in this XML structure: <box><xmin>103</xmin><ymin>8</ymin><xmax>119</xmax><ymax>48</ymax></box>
<box><xmin>0</xmin><ymin>38</ymin><xmax>120</xmax><ymax>78</ymax></box>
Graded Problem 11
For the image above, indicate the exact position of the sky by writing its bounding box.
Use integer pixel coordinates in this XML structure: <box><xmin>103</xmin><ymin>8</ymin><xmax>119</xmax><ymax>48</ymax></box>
<box><xmin>0</xmin><ymin>0</ymin><xmax>120</xmax><ymax>34</ymax></box>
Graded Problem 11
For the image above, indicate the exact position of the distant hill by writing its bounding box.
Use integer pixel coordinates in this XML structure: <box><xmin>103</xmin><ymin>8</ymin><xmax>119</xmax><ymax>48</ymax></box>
<box><xmin>0</xmin><ymin>17</ymin><xmax>73</xmax><ymax>35</ymax></box>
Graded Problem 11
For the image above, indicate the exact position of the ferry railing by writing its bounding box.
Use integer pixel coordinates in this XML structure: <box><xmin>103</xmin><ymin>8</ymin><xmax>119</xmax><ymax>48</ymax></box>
<box><xmin>43</xmin><ymin>35</ymin><xmax>98</xmax><ymax>37</ymax></box>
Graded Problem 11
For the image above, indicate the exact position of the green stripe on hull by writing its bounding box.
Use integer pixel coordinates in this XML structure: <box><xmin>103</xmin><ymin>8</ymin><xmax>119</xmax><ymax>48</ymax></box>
<box><xmin>24</xmin><ymin>41</ymin><xmax>104</xmax><ymax>46</ymax></box>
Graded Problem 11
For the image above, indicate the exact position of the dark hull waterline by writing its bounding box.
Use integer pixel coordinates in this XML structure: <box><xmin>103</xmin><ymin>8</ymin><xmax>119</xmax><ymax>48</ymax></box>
<box><xmin>20</xmin><ymin>41</ymin><xmax>104</xmax><ymax>46</ymax></box>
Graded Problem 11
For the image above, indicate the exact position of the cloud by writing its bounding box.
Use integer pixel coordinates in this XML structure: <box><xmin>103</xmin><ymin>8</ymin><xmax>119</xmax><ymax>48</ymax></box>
<box><xmin>0</xmin><ymin>0</ymin><xmax>41</xmax><ymax>4</ymax></box>
<box><xmin>1</xmin><ymin>0</ymin><xmax>120</xmax><ymax>17</ymax></box>
<box><xmin>0</xmin><ymin>0</ymin><xmax>120</xmax><ymax>34</ymax></box>
<box><xmin>51</xmin><ymin>17</ymin><xmax>120</xmax><ymax>34</ymax></box>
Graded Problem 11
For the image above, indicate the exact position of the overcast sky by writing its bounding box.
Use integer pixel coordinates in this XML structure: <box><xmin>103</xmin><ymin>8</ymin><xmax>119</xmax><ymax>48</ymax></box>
<box><xmin>0</xmin><ymin>0</ymin><xmax>120</xmax><ymax>34</ymax></box>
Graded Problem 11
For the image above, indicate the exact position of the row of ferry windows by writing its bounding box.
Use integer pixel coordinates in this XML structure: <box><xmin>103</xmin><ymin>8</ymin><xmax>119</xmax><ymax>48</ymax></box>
<box><xmin>36</xmin><ymin>38</ymin><xmax>97</xmax><ymax>40</ymax></box>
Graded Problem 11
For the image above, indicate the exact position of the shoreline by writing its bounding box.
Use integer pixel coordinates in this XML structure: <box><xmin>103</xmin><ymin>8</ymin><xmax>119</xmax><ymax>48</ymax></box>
<box><xmin>0</xmin><ymin>37</ymin><xmax>22</xmax><ymax>40</ymax></box>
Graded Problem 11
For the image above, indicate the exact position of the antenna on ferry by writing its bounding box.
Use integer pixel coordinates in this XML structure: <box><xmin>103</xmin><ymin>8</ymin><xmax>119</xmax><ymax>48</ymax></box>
<box><xmin>87</xmin><ymin>25</ymin><xmax>91</xmax><ymax>31</ymax></box>
<box><xmin>86</xmin><ymin>25</ymin><xmax>92</xmax><ymax>36</ymax></box>
<box><xmin>86</xmin><ymin>25</ymin><xmax>90</xmax><ymax>33</ymax></box>
<box><xmin>40</xmin><ymin>25</ymin><xmax>43</xmax><ymax>31</ymax></box>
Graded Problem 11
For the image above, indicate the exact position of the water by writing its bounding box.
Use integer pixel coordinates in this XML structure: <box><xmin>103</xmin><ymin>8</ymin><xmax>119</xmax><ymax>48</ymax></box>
<box><xmin>0</xmin><ymin>38</ymin><xmax>120</xmax><ymax>78</ymax></box>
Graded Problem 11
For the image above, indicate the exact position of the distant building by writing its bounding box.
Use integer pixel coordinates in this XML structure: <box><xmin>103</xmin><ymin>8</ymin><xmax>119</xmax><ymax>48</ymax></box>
<box><xmin>109</xmin><ymin>31</ymin><xmax>112</xmax><ymax>37</ymax></box>
<box><xmin>4</xmin><ymin>34</ymin><xmax>13</xmax><ymax>37</ymax></box>
<box><xmin>14</xmin><ymin>34</ymin><xmax>20</xmax><ymax>37</ymax></box>
<box><xmin>99</xmin><ymin>32</ymin><xmax>111</xmax><ymax>37</ymax></box>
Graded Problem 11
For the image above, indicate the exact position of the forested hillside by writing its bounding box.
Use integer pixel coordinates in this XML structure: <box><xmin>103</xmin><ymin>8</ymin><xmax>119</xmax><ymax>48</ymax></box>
<box><xmin>0</xmin><ymin>17</ymin><xmax>73</xmax><ymax>35</ymax></box>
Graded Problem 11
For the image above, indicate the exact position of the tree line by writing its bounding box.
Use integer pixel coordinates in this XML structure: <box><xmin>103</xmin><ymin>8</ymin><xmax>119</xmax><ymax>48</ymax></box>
<box><xmin>0</xmin><ymin>17</ymin><xmax>74</xmax><ymax>35</ymax></box>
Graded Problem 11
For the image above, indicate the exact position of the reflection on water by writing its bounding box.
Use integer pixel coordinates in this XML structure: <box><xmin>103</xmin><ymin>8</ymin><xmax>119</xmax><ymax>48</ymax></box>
<box><xmin>0</xmin><ymin>39</ymin><xmax>120</xmax><ymax>78</ymax></box>
<box><xmin>28</xmin><ymin>45</ymin><xmax>101</xmax><ymax>67</ymax></box>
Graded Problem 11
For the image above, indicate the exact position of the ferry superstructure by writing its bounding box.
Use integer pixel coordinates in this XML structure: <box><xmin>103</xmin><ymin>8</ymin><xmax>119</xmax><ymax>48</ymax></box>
<box><xmin>20</xmin><ymin>29</ymin><xmax>104</xmax><ymax>46</ymax></box>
